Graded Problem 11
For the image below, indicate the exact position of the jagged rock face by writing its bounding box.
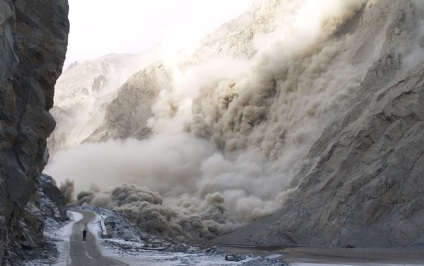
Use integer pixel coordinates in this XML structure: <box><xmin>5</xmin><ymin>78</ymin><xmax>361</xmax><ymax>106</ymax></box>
<box><xmin>181</xmin><ymin>0</ymin><xmax>296</xmax><ymax>66</ymax></box>
<box><xmin>0</xmin><ymin>0</ymin><xmax>68</xmax><ymax>261</ymax></box>
<box><xmin>49</xmin><ymin>52</ymin><xmax>160</xmax><ymax>152</ymax></box>
<box><xmin>87</xmin><ymin>62</ymin><xmax>173</xmax><ymax>142</ymax></box>
<box><xmin>39</xmin><ymin>174</ymin><xmax>67</xmax><ymax>221</ymax></box>
<box><xmin>18</xmin><ymin>175</ymin><xmax>67</xmax><ymax>250</ymax></box>
<box><xmin>215</xmin><ymin>0</ymin><xmax>424</xmax><ymax>248</ymax></box>
<box><xmin>49</xmin><ymin>54</ymin><xmax>146</xmax><ymax>151</ymax></box>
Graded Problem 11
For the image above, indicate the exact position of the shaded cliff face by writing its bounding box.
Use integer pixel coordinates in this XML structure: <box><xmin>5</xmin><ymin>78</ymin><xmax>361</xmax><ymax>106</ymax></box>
<box><xmin>0</xmin><ymin>0</ymin><xmax>68</xmax><ymax>261</ymax></box>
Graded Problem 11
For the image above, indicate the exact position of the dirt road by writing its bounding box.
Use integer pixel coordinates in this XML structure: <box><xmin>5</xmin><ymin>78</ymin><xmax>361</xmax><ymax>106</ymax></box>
<box><xmin>68</xmin><ymin>211</ymin><xmax>127</xmax><ymax>266</ymax></box>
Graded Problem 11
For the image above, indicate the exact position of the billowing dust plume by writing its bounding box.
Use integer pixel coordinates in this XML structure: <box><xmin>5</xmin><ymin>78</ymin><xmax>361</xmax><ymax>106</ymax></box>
<box><xmin>45</xmin><ymin>0</ymin><xmax>419</xmax><ymax>241</ymax></box>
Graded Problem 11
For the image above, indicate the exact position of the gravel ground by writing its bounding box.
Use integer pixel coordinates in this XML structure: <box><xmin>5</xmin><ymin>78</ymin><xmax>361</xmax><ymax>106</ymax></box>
<box><xmin>20</xmin><ymin>205</ymin><xmax>289</xmax><ymax>266</ymax></box>
<box><xmin>18</xmin><ymin>205</ymin><xmax>424</xmax><ymax>266</ymax></box>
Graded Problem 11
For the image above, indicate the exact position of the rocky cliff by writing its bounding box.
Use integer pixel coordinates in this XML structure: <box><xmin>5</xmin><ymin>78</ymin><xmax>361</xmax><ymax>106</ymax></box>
<box><xmin>48</xmin><ymin>53</ymin><xmax>152</xmax><ymax>152</ymax></box>
<box><xmin>86</xmin><ymin>62</ymin><xmax>173</xmax><ymax>142</ymax></box>
<box><xmin>48</xmin><ymin>48</ymin><xmax>164</xmax><ymax>152</ymax></box>
<box><xmin>0</xmin><ymin>0</ymin><xmax>68</xmax><ymax>262</ymax></box>
<box><xmin>215</xmin><ymin>0</ymin><xmax>424</xmax><ymax>248</ymax></box>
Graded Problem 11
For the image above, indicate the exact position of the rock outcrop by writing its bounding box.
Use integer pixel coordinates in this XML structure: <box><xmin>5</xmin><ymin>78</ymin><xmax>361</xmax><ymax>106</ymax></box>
<box><xmin>48</xmin><ymin>53</ymin><xmax>150</xmax><ymax>152</ymax></box>
<box><xmin>48</xmin><ymin>49</ymin><xmax>163</xmax><ymax>152</ymax></box>
<box><xmin>39</xmin><ymin>174</ymin><xmax>67</xmax><ymax>221</ymax></box>
<box><xmin>86</xmin><ymin>62</ymin><xmax>173</xmax><ymax>142</ymax></box>
<box><xmin>0</xmin><ymin>0</ymin><xmax>68</xmax><ymax>262</ymax></box>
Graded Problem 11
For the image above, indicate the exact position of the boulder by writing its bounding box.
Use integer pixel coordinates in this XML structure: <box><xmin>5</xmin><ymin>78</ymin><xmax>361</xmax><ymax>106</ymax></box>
<box><xmin>39</xmin><ymin>174</ymin><xmax>67</xmax><ymax>221</ymax></box>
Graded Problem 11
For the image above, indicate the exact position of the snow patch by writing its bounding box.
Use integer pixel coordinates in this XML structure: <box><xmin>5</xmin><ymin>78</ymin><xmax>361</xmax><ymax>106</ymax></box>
<box><xmin>75</xmin><ymin>206</ymin><xmax>287</xmax><ymax>265</ymax></box>
<box><xmin>51</xmin><ymin>211</ymin><xmax>83</xmax><ymax>266</ymax></box>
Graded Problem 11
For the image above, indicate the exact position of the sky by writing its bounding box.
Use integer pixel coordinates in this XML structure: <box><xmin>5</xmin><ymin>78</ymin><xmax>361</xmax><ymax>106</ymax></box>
<box><xmin>65</xmin><ymin>0</ymin><xmax>255</xmax><ymax>66</ymax></box>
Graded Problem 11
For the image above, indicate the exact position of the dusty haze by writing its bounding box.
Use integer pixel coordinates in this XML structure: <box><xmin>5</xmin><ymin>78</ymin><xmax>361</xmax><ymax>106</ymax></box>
<box><xmin>46</xmin><ymin>0</ymin><xmax>424</xmax><ymax>241</ymax></box>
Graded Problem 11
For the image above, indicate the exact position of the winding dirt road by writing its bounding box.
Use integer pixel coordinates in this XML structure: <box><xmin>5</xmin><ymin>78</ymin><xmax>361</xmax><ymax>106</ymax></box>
<box><xmin>68</xmin><ymin>211</ymin><xmax>127</xmax><ymax>266</ymax></box>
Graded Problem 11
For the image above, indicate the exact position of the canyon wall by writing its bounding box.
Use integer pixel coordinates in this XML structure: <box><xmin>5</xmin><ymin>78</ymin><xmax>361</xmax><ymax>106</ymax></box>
<box><xmin>0</xmin><ymin>0</ymin><xmax>68</xmax><ymax>262</ymax></box>
<box><xmin>215</xmin><ymin>0</ymin><xmax>424</xmax><ymax>248</ymax></box>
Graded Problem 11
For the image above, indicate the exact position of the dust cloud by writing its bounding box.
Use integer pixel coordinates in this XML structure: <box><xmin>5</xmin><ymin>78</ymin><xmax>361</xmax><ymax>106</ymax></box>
<box><xmin>46</xmin><ymin>0</ymin><xmax>383</xmax><ymax>240</ymax></box>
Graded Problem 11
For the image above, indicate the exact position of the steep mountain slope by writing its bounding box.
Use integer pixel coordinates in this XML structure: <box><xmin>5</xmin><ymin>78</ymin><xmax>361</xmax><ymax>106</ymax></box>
<box><xmin>48</xmin><ymin>0</ymin><xmax>424</xmax><ymax>248</ymax></box>
<box><xmin>0</xmin><ymin>0</ymin><xmax>69</xmax><ymax>263</ymax></box>
<box><xmin>215</xmin><ymin>0</ymin><xmax>424</xmax><ymax>248</ymax></box>
<box><xmin>86</xmin><ymin>62</ymin><xmax>174</xmax><ymax>142</ymax></box>
<box><xmin>48</xmin><ymin>53</ymin><xmax>158</xmax><ymax>152</ymax></box>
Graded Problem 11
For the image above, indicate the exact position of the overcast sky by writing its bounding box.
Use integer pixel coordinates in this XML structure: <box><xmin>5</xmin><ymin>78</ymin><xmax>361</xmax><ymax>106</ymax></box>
<box><xmin>65</xmin><ymin>0</ymin><xmax>254</xmax><ymax>66</ymax></box>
